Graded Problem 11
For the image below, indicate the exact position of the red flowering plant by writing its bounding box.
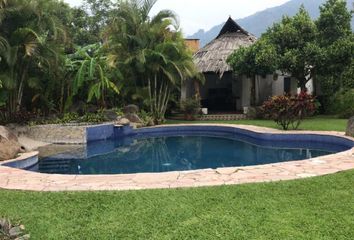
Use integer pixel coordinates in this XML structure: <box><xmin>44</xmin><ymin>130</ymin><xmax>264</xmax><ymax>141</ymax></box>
<box><xmin>262</xmin><ymin>91</ymin><xmax>317</xmax><ymax>130</ymax></box>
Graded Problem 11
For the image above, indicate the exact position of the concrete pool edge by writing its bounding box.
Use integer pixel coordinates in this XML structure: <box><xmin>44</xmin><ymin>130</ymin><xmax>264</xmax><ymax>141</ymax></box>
<box><xmin>0</xmin><ymin>124</ymin><xmax>353</xmax><ymax>192</ymax></box>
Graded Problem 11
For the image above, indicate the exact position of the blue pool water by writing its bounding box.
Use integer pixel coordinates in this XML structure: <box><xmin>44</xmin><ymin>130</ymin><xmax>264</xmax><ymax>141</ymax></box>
<box><xmin>34</xmin><ymin>130</ymin><xmax>351</xmax><ymax>175</ymax></box>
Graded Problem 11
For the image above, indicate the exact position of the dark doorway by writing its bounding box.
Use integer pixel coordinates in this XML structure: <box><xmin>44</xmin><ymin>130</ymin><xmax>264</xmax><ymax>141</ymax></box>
<box><xmin>202</xmin><ymin>87</ymin><xmax>234</xmax><ymax>111</ymax></box>
<box><xmin>284</xmin><ymin>77</ymin><xmax>291</xmax><ymax>94</ymax></box>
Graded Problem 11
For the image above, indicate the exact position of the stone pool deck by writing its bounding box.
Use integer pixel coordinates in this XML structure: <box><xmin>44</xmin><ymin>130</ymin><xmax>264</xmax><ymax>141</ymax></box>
<box><xmin>0</xmin><ymin>124</ymin><xmax>353</xmax><ymax>192</ymax></box>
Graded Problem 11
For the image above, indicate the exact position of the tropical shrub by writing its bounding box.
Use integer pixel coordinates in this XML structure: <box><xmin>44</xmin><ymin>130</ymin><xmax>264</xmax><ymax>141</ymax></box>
<box><xmin>328</xmin><ymin>89</ymin><xmax>354</xmax><ymax>118</ymax></box>
<box><xmin>138</xmin><ymin>110</ymin><xmax>155</xmax><ymax>127</ymax></box>
<box><xmin>29</xmin><ymin>111</ymin><xmax>107</xmax><ymax>125</ymax></box>
<box><xmin>80</xmin><ymin>112</ymin><xmax>107</xmax><ymax>123</ymax></box>
<box><xmin>262</xmin><ymin>92</ymin><xmax>317</xmax><ymax>130</ymax></box>
<box><xmin>245</xmin><ymin>106</ymin><xmax>265</xmax><ymax>119</ymax></box>
<box><xmin>180</xmin><ymin>98</ymin><xmax>201</xmax><ymax>121</ymax></box>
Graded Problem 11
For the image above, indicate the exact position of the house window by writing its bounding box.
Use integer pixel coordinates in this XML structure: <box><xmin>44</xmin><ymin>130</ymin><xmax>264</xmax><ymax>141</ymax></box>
<box><xmin>284</xmin><ymin>77</ymin><xmax>291</xmax><ymax>94</ymax></box>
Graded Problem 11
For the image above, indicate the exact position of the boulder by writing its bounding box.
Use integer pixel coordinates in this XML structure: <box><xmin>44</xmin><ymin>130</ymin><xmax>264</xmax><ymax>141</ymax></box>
<box><xmin>123</xmin><ymin>104</ymin><xmax>139</xmax><ymax>114</ymax></box>
<box><xmin>0</xmin><ymin>126</ymin><xmax>25</xmax><ymax>161</ymax></box>
<box><xmin>346</xmin><ymin>116</ymin><xmax>354</xmax><ymax>137</ymax></box>
<box><xmin>116</xmin><ymin>117</ymin><xmax>130</xmax><ymax>126</ymax></box>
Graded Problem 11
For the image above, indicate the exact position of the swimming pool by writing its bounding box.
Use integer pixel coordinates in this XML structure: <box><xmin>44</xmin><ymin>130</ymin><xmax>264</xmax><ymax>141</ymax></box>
<box><xmin>32</xmin><ymin>125</ymin><xmax>354</xmax><ymax>175</ymax></box>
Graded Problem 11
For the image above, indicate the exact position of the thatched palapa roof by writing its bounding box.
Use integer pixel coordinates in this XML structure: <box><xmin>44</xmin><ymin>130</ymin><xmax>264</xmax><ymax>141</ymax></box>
<box><xmin>194</xmin><ymin>17</ymin><xmax>257</xmax><ymax>77</ymax></box>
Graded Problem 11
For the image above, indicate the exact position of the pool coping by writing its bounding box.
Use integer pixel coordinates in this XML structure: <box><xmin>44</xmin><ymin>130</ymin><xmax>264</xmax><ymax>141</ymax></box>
<box><xmin>0</xmin><ymin>124</ymin><xmax>353</xmax><ymax>192</ymax></box>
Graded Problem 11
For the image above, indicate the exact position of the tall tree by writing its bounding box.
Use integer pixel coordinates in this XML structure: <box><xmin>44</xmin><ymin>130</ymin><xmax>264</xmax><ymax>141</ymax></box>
<box><xmin>264</xmin><ymin>6</ymin><xmax>320</xmax><ymax>91</ymax></box>
<box><xmin>316</xmin><ymin>0</ymin><xmax>353</xmax><ymax>95</ymax></box>
<box><xmin>228</xmin><ymin>6</ymin><xmax>320</xmax><ymax>93</ymax></box>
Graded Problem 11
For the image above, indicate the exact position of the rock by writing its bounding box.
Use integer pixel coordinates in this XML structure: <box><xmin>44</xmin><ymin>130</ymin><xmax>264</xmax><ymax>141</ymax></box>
<box><xmin>0</xmin><ymin>125</ymin><xmax>19</xmax><ymax>142</ymax></box>
<box><xmin>346</xmin><ymin>116</ymin><xmax>354</xmax><ymax>137</ymax></box>
<box><xmin>116</xmin><ymin>117</ymin><xmax>130</xmax><ymax>126</ymax></box>
<box><xmin>9</xmin><ymin>226</ymin><xmax>22</xmax><ymax>237</ymax></box>
<box><xmin>130</xmin><ymin>122</ymin><xmax>143</xmax><ymax>129</ymax></box>
<box><xmin>123</xmin><ymin>104</ymin><xmax>139</xmax><ymax>114</ymax></box>
<box><xmin>5</xmin><ymin>124</ymin><xmax>29</xmax><ymax>137</ymax></box>
<box><xmin>124</xmin><ymin>113</ymin><xmax>142</xmax><ymax>123</ymax></box>
<box><xmin>102</xmin><ymin>109</ymin><xmax>118</xmax><ymax>121</ymax></box>
<box><xmin>0</xmin><ymin>126</ymin><xmax>25</xmax><ymax>161</ymax></box>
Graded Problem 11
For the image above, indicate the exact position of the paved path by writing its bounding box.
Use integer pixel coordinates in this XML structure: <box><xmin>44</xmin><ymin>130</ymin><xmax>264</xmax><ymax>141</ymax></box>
<box><xmin>1</xmin><ymin>124</ymin><xmax>353</xmax><ymax>192</ymax></box>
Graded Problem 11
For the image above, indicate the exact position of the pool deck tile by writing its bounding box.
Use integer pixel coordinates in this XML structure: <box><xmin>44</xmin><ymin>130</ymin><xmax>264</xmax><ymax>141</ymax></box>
<box><xmin>0</xmin><ymin>124</ymin><xmax>353</xmax><ymax>192</ymax></box>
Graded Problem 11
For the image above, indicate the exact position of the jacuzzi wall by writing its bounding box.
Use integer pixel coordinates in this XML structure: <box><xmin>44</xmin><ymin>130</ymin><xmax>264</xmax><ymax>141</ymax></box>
<box><xmin>1</xmin><ymin>152</ymin><xmax>39</xmax><ymax>169</ymax></box>
<box><xmin>27</xmin><ymin>123</ymin><xmax>115</xmax><ymax>144</ymax></box>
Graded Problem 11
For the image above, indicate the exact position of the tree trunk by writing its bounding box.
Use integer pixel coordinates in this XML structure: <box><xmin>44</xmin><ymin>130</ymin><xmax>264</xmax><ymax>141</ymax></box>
<box><xmin>194</xmin><ymin>80</ymin><xmax>200</xmax><ymax>99</ymax></box>
<box><xmin>162</xmin><ymin>86</ymin><xmax>170</xmax><ymax>118</ymax></box>
<box><xmin>299</xmin><ymin>78</ymin><xmax>307</xmax><ymax>92</ymax></box>
<box><xmin>250</xmin><ymin>75</ymin><xmax>256</xmax><ymax>106</ymax></box>
<box><xmin>157</xmin><ymin>79</ymin><xmax>164</xmax><ymax>113</ymax></box>
<box><xmin>154</xmin><ymin>74</ymin><xmax>157</xmax><ymax>115</ymax></box>
<box><xmin>147</xmin><ymin>77</ymin><xmax>153</xmax><ymax>114</ymax></box>
<box><xmin>16</xmin><ymin>63</ymin><xmax>29</xmax><ymax>112</ymax></box>
<box><xmin>60</xmin><ymin>77</ymin><xmax>66</xmax><ymax>114</ymax></box>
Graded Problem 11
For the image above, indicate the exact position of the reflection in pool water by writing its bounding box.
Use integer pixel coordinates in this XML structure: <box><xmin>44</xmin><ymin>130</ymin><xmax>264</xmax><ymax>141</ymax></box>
<box><xmin>34</xmin><ymin>133</ymin><xmax>341</xmax><ymax>175</ymax></box>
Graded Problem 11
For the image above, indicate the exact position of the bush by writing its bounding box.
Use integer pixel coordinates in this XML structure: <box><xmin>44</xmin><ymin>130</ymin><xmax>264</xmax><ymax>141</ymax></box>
<box><xmin>138</xmin><ymin>110</ymin><xmax>154</xmax><ymax>127</ymax></box>
<box><xmin>245</xmin><ymin>106</ymin><xmax>265</xmax><ymax>119</ymax></box>
<box><xmin>0</xmin><ymin>109</ymin><xmax>38</xmax><ymax>125</ymax></box>
<box><xmin>29</xmin><ymin>111</ymin><xmax>107</xmax><ymax>125</ymax></box>
<box><xmin>262</xmin><ymin>92</ymin><xmax>317</xmax><ymax>130</ymax></box>
<box><xmin>328</xmin><ymin>89</ymin><xmax>354</xmax><ymax>118</ymax></box>
<box><xmin>180</xmin><ymin>98</ymin><xmax>201</xmax><ymax>121</ymax></box>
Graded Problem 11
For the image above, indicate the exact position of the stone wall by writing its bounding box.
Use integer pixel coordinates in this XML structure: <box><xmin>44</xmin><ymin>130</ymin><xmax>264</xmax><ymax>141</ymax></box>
<box><xmin>26</xmin><ymin>123</ymin><xmax>114</xmax><ymax>144</ymax></box>
<box><xmin>346</xmin><ymin>117</ymin><xmax>354</xmax><ymax>137</ymax></box>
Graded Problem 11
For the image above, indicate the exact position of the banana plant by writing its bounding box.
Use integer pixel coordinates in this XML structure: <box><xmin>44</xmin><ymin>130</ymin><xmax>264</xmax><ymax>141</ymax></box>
<box><xmin>71</xmin><ymin>44</ymin><xmax>121</xmax><ymax>108</ymax></box>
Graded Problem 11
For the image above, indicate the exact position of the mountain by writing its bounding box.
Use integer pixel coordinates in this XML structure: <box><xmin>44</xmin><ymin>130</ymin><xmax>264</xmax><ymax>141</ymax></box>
<box><xmin>189</xmin><ymin>0</ymin><xmax>354</xmax><ymax>47</ymax></box>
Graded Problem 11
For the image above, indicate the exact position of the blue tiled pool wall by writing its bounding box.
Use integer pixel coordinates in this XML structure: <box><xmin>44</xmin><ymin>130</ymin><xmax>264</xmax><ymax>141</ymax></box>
<box><xmin>86</xmin><ymin>124</ymin><xmax>115</xmax><ymax>142</ymax></box>
<box><xmin>133</xmin><ymin>126</ymin><xmax>354</xmax><ymax>151</ymax></box>
<box><xmin>114</xmin><ymin>125</ymin><xmax>134</xmax><ymax>138</ymax></box>
<box><xmin>85</xmin><ymin>124</ymin><xmax>354</xmax><ymax>152</ymax></box>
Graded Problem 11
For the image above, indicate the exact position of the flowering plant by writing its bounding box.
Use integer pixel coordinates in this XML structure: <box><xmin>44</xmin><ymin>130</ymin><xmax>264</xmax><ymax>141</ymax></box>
<box><xmin>262</xmin><ymin>91</ymin><xmax>317</xmax><ymax>130</ymax></box>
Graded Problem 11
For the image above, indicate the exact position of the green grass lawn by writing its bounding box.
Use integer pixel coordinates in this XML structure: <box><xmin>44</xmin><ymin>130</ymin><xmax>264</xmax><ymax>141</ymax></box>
<box><xmin>0</xmin><ymin>170</ymin><xmax>354</xmax><ymax>239</ymax></box>
<box><xmin>167</xmin><ymin>116</ymin><xmax>348</xmax><ymax>132</ymax></box>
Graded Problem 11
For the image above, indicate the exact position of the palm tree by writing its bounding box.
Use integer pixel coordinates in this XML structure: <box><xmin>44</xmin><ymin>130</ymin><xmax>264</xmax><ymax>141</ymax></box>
<box><xmin>105</xmin><ymin>0</ymin><xmax>200</xmax><ymax>123</ymax></box>
<box><xmin>0</xmin><ymin>0</ymin><xmax>65</xmax><ymax>115</ymax></box>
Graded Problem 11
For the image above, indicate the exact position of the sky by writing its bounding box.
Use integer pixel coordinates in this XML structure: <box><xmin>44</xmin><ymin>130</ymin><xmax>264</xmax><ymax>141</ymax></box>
<box><xmin>64</xmin><ymin>0</ymin><xmax>290</xmax><ymax>35</ymax></box>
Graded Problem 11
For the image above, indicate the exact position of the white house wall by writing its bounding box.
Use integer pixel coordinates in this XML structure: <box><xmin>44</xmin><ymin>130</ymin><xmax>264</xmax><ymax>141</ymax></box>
<box><xmin>241</xmin><ymin>76</ymin><xmax>251</xmax><ymax>107</ymax></box>
<box><xmin>255</xmin><ymin>75</ymin><xmax>273</xmax><ymax>104</ymax></box>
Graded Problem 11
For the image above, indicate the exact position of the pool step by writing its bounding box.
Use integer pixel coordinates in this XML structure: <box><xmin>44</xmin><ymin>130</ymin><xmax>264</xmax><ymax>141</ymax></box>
<box><xmin>38</xmin><ymin>159</ymin><xmax>71</xmax><ymax>173</ymax></box>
